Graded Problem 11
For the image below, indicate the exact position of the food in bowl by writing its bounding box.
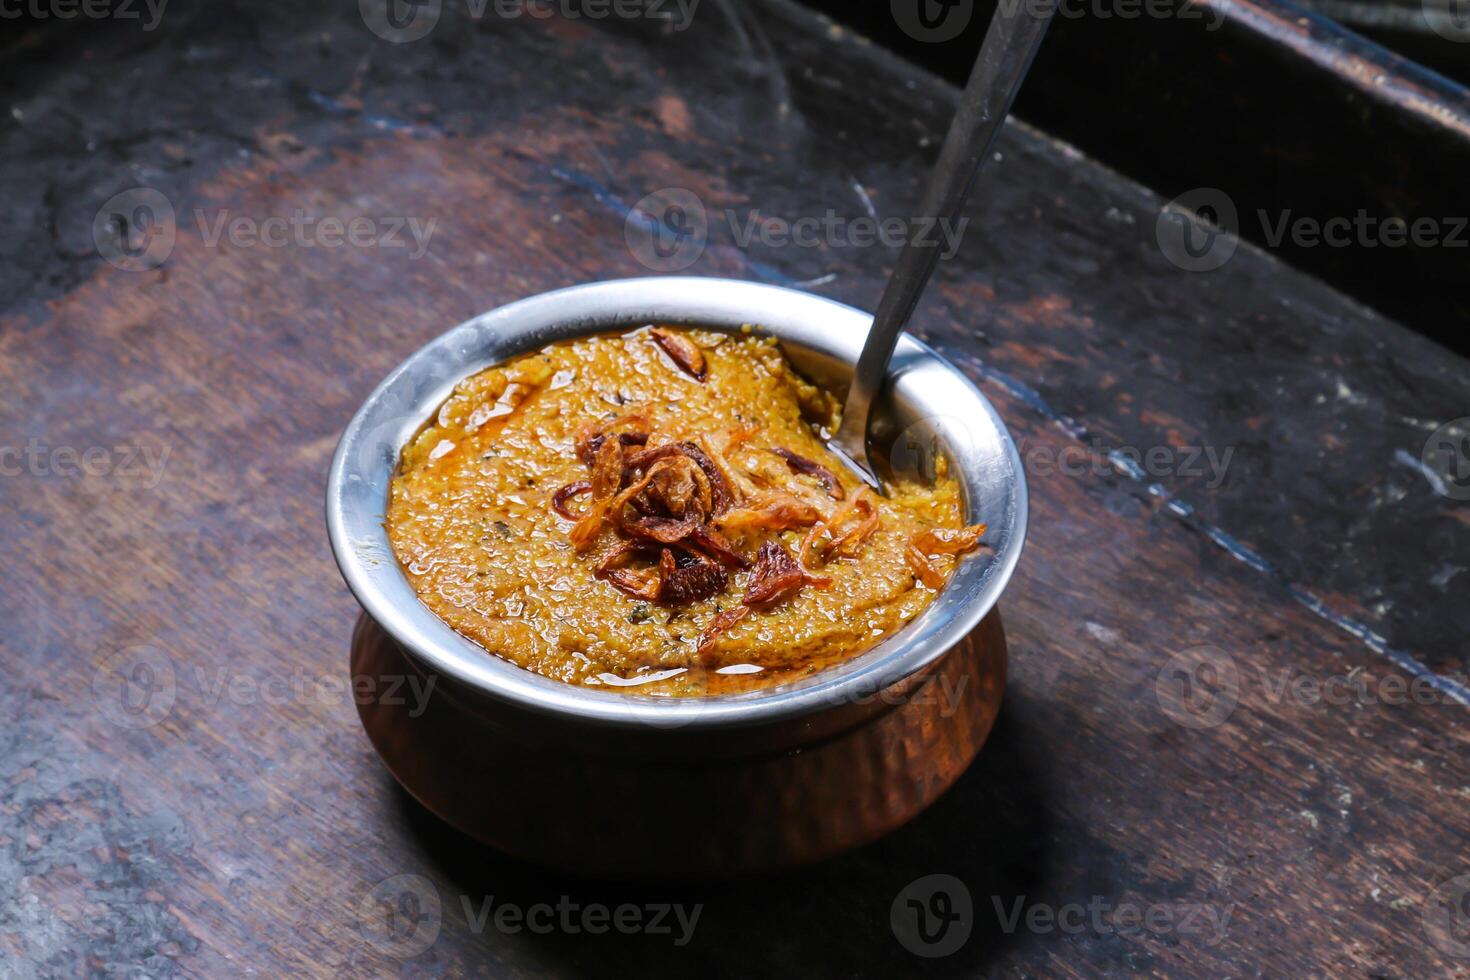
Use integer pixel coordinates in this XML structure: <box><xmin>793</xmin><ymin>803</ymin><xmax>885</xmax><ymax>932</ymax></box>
<box><xmin>386</xmin><ymin>326</ymin><xmax>986</xmax><ymax>695</ymax></box>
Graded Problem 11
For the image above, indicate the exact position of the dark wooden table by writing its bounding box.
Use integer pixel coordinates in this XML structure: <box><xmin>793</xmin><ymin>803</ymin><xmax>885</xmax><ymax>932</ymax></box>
<box><xmin>3</xmin><ymin>0</ymin><xmax>1468</xmax><ymax>975</ymax></box>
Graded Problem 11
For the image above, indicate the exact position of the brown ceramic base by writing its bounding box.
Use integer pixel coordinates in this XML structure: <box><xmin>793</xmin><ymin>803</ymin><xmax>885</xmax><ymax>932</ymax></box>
<box><xmin>352</xmin><ymin>611</ymin><xmax>1007</xmax><ymax>877</ymax></box>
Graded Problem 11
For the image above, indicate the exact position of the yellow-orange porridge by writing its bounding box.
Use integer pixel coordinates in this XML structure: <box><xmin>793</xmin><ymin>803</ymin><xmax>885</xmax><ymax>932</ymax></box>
<box><xmin>386</xmin><ymin>326</ymin><xmax>985</xmax><ymax>696</ymax></box>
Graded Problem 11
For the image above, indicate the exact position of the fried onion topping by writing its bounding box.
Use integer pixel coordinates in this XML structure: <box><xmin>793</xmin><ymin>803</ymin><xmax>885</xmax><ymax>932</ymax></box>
<box><xmin>697</xmin><ymin>605</ymin><xmax>750</xmax><ymax>660</ymax></box>
<box><xmin>575</xmin><ymin>413</ymin><xmax>651</xmax><ymax>467</ymax></box>
<box><xmin>549</xmin><ymin>363</ymin><xmax>978</xmax><ymax>654</ymax></box>
<box><xmin>800</xmin><ymin>493</ymin><xmax>879</xmax><ymax>569</ymax></box>
<box><xmin>905</xmin><ymin>523</ymin><xmax>989</xmax><ymax>589</ymax></box>
<box><xmin>772</xmin><ymin>447</ymin><xmax>845</xmax><ymax>500</ymax></box>
<box><xmin>649</xmin><ymin>328</ymin><xmax>708</xmax><ymax>381</ymax></box>
<box><xmin>716</xmin><ymin>490</ymin><xmax>823</xmax><ymax>535</ymax></box>
<box><xmin>551</xmin><ymin>480</ymin><xmax>592</xmax><ymax>521</ymax></box>
<box><xmin>744</xmin><ymin>539</ymin><xmax>806</xmax><ymax>607</ymax></box>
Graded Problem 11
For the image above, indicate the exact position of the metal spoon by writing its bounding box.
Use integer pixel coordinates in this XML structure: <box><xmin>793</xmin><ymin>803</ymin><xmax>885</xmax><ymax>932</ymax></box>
<box><xmin>830</xmin><ymin>0</ymin><xmax>1059</xmax><ymax>493</ymax></box>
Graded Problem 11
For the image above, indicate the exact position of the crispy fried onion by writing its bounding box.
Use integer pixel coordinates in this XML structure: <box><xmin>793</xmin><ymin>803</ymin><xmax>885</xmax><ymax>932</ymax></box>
<box><xmin>687</xmin><ymin>524</ymin><xmax>749</xmax><ymax>568</ymax></box>
<box><xmin>550</xmin><ymin>480</ymin><xmax>592</xmax><ymax>520</ymax></box>
<box><xmin>557</xmin><ymin>411</ymin><xmax>866</xmax><ymax>625</ymax></box>
<box><xmin>649</xmin><ymin>328</ymin><xmax>707</xmax><ymax>381</ymax></box>
<box><xmin>595</xmin><ymin>541</ymin><xmax>665</xmax><ymax>601</ymax></box>
<box><xmin>905</xmin><ymin>523</ymin><xmax>989</xmax><ymax>589</ymax></box>
<box><xmin>556</xmin><ymin>415</ymin><xmax>756</xmax><ymax>570</ymax></box>
<box><xmin>698</xmin><ymin>538</ymin><xmax>828</xmax><ymax>658</ymax></box>
<box><xmin>696</xmin><ymin>426</ymin><xmax>761</xmax><ymax>500</ymax></box>
<box><xmin>696</xmin><ymin>606</ymin><xmax>749</xmax><ymax>660</ymax></box>
<box><xmin>663</xmin><ymin>550</ymin><xmax>730</xmax><ymax>604</ymax></box>
<box><xmin>628</xmin><ymin>442</ymin><xmax>733</xmax><ymax>515</ymax></box>
<box><xmin>771</xmin><ymin>448</ymin><xmax>844</xmax><ymax>500</ymax></box>
<box><xmin>745</xmin><ymin>539</ymin><xmax>829</xmax><ymax>606</ymax></box>
<box><xmin>575</xmin><ymin>413</ymin><xmax>651</xmax><ymax>467</ymax></box>
<box><xmin>716</xmin><ymin>490</ymin><xmax>823</xmax><ymax>535</ymax></box>
<box><xmin>567</xmin><ymin>437</ymin><xmax>626</xmax><ymax>553</ymax></box>
<box><xmin>799</xmin><ymin>493</ymin><xmax>879</xmax><ymax>569</ymax></box>
<box><xmin>595</xmin><ymin>542</ymin><xmax>729</xmax><ymax>604</ymax></box>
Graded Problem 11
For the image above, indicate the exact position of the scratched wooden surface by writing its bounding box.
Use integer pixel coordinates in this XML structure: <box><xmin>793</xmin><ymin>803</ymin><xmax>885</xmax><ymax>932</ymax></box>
<box><xmin>2</xmin><ymin>0</ymin><xmax>1468</xmax><ymax>976</ymax></box>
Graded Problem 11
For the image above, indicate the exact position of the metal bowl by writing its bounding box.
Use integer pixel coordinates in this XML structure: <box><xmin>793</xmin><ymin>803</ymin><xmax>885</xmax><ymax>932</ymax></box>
<box><xmin>327</xmin><ymin>277</ymin><xmax>1027</xmax><ymax>875</ymax></box>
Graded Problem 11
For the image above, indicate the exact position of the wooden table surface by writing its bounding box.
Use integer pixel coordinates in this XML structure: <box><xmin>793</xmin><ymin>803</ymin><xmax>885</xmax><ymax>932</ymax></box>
<box><xmin>3</xmin><ymin>0</ymin><xmax>1468</xmax><ymax>975</ymax></box>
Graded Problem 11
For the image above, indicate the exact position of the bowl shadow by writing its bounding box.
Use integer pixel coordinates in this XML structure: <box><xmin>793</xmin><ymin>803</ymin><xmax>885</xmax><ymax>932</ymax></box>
<box><xmin>387</xmin><ymin>707</ymin><xmax>1051</xmax><ymax>976</ymax></box>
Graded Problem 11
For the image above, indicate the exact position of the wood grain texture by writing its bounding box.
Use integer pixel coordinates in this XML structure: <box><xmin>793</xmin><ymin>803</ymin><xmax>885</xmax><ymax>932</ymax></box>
<box><xmin>1</xmin><ymin>0</ymin><xmax>1467</xmax><ymax>976</ymax></box>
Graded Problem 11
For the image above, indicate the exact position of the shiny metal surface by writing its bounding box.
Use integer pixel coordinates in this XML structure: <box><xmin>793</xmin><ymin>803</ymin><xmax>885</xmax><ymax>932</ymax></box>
<box><xmin>832</xmin><ymin>0</ymin><xmax>1059</xmax><ymax>488</ymax></box>
<box><xmin>326</xmin><ymin>277</ymin><xmax>1028</xmax><ymax>733</ymax></box>
<box><xmin>351</xmin><ymin>609</ymin><xmax>1008</xmax><ymax>876</ymax></box>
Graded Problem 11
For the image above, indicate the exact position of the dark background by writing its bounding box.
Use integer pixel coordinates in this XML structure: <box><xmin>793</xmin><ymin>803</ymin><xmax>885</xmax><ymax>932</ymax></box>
<box><xmin>808</xmin><ymin>0</ymin><xmax>1470</xmax><ymax>354</ymax></box>
<box><xmin>4</xmin><ymin>0</ymin><xmax>1467</xmax><ymax>352</ymax></box>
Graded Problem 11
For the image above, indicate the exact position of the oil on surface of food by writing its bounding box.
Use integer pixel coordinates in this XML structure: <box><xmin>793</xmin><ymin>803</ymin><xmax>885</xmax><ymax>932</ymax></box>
<box><xmin>386</xmin><ymin>326</ymin><xmax>986</xmax><ymax>696</ymax></box>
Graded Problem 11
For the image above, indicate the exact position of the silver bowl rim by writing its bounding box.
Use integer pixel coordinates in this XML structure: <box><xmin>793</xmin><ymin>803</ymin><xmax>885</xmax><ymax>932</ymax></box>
<box><xmin>326</xmin><ymin>276</ymin><xmax>1027</xmax><ymax>731</ymax></box>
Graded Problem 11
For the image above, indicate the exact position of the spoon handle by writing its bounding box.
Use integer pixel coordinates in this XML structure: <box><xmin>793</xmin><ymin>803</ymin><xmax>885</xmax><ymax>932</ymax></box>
<box><xmin>833</xmin><ymin>0</ymin><xmax>1059</xmax><ymax>486</ymax></box>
